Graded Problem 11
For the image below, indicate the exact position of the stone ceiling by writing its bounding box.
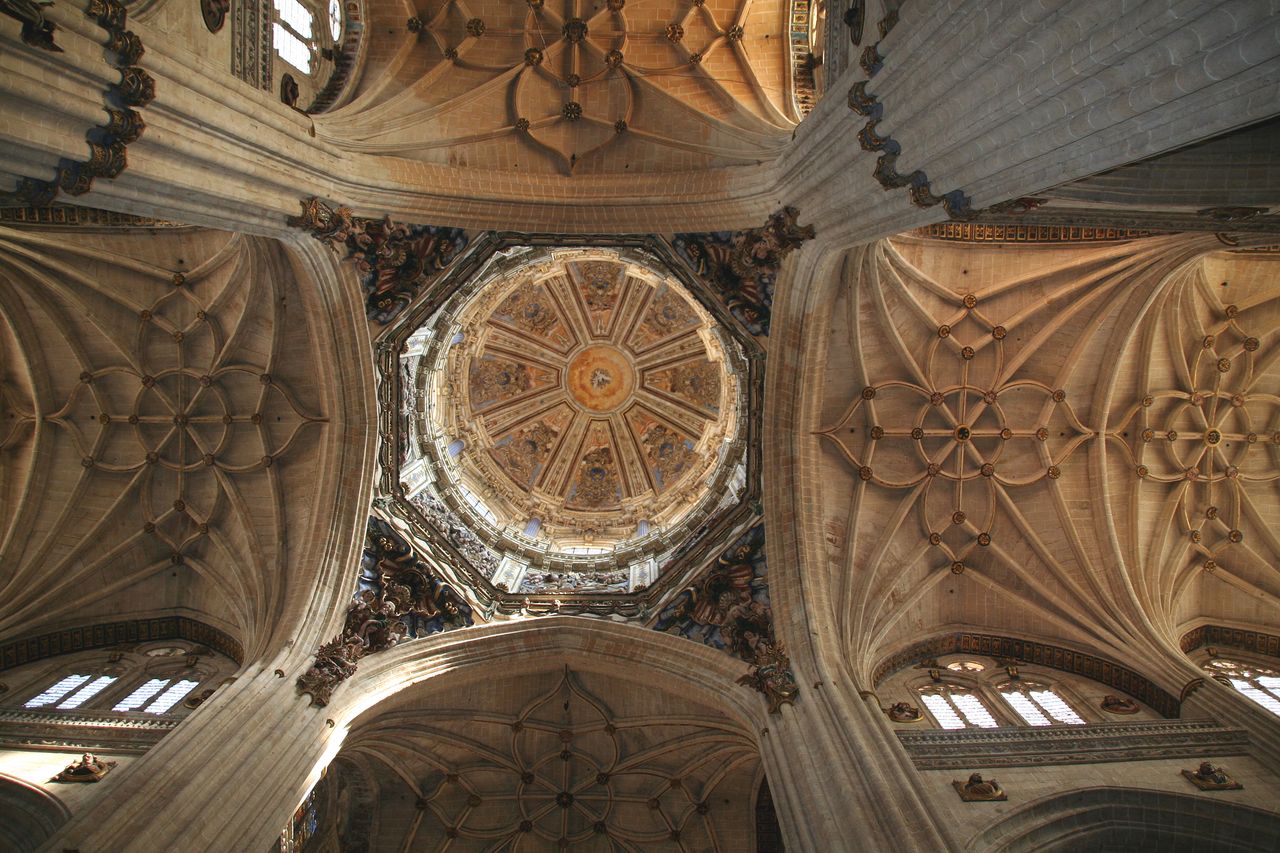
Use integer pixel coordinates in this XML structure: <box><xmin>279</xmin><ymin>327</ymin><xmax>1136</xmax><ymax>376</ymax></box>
<box><xmin>0</xmin><ymin>224</ymin><xmax>366</xmax><ymax>658</ymax></box>
<box><xmin>809</xmin><ymin>233</ymin><xmax>1280</xmax><ymax>683</ymax></box>
<box><xmin>332</xmin><ymin>665</ymin><xmax>760</xmax><ymax>851</ymax></box>
<box><xmin>318</xmin><ymin>0</ymin><xmax>796</xmax><ymax>174</ymax></box>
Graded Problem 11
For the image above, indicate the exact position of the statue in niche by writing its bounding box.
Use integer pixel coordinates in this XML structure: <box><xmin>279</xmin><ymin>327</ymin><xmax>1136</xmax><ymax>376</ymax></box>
<box><xmin>1182</xmin><ymin>762</ymin><xmax>1243</xmax><ymax>791</ymax></box>
<box><xmin>953</xmin><ymin>773</ymin><xmax>1007</xmax><ymax>802</ymax></box>
<box><xmin>1100</xmin><ymin>694</ymin><xmax>1140</xmax><ymax>715</ymax></box>
<box><xmin>54</xmin><ymin>753</ymin><xmax>116</xmax><ymax>783</ymax></box>
<box><xmin>886</xmin><ymin>701</ymin><xmax>923</xmax><ymax>723</ymax></box>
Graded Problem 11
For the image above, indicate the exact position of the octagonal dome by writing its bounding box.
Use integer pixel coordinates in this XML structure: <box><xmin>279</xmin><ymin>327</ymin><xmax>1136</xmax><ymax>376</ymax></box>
<box><xmin>388</xmin><ymin>241</ymin><xmax>758</xmax><ymax>612</ymax></box>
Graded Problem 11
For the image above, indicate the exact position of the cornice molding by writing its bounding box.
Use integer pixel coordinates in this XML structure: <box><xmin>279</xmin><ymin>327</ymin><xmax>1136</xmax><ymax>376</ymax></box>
<box><xmin>0</xmin><ymin>708</ymin><xmax>179</xmax><ymax>754</ymax></box>
<box><xmin>896</xmin><ymin>719</ymin><xmax>1250</xmax><ymax>770</ymax></box>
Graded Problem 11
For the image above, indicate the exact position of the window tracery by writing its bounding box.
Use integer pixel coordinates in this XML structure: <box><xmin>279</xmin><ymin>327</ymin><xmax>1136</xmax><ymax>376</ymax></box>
<box><xmin>918</xmin><ymin>686</ymin><xmax>998</xmax><ymax>729</ymax></box>
<box><xmin>889</xmin><ymin>654</ymin><xmax>1120</xmax><ymax>729</ymax></box>
<box><xmin>997</xmin><ymin>682</ymin><xmax>1086</xmax><ymax>726</ymax></box>
<box><xmin>7</xmin><ymin>642</ymin><xmax>235</xmax><ymax>717</ymax></box>
<box><xmin>1205</xmin><ymin>659</ymin><xmax>1280</xmax><ymax>717</ymax></box>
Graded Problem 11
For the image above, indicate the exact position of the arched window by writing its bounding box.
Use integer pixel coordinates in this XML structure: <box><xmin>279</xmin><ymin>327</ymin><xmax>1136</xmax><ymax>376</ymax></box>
<box><xmin>998</xmin><ymin>681</ymin><xmax>1086</xmax><ymax>726</ymax></box>
<box><xmin>1205</xmin><ymin>659</ymin><xmax>1280</xmax><ymax>716</ymax></box>
<box><xmin>273</xmin><ymin>0</ymin><xmax>316</xmax><ymax>73</ymax></box>
<box><xmin>8</xmin><ymin>641</ymin><xmax>236</xmax><ymax>717</ymax></box>
<box><xmin>23</xmin><ymin>674</ymin><xmax>116</xmax><ymax>709</ymax></box>
<box><xmin>918</xmin><ymin>684</ymin><xmax>999</xmax><ymax>729</ymax></box>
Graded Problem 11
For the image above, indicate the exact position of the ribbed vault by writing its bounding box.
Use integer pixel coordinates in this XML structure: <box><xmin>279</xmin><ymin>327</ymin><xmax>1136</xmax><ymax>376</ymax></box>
<box><xmin>806</xmin><ymin>234</ymin><xmax>1280</xmax><ymax>683</ymax></box>
<box><xmin>319</xmin><ymin>0</ymin><xmax>795</xmax><ymax>174</ymax></box>
<box><xmin>0</xmin><ymin>226</ymin><xmax>365</xmax><ymax>658</ymax></box>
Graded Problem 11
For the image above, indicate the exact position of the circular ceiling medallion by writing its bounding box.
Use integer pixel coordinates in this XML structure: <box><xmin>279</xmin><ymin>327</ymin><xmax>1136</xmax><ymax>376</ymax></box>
<box><xmin>566</xmin><ymin>345</ymin><xmax>634</xmax><ymax>413</ymax></box>
<box><xmin>409</xmin><ymin>248</ymin><xmax>746</xmax><ymax>579</ymax></box>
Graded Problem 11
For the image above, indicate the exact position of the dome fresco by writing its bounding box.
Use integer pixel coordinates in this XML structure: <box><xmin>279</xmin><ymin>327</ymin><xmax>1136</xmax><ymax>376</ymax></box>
<box><xmin>388</xmin><ymin>242</ymin><xmax>760</xmax><ymax>610</ymax></box>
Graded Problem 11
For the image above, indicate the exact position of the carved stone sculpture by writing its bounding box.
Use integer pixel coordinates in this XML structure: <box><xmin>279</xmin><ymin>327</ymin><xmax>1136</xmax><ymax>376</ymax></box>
<box><xmin>1100</xmin><ymin>694</ymin><xmax>1140</xmax><ymax>714</ymax></box>
<box><xmin>672</xmin><ymin>206</ymin><xmax>815</xmax><ymax>336</ymax></box>
<box><xmin>952</xmin><ymin>772</ymin><xmax>1007</xmax><ymax>802</ymax></box>
<box><xmin>1181</xmin><ymin>761</ymin><xmax>1243</xmax><ymax>791</ymax></box>
<box><xmin>288</xmin><ymin>198</ymin><xmax>468</xmax><ymax>324</ymax></box>
<box><xmin>1</xmin><ymin>0</ymin><xmax>62</xmax><ymax>51</ymax></box>
<box><xmin>886</xmin><ymin>701</ymin><xmax>923</xmax><ymax>723</ymax></box>
<box><xmin>54</xmin><ymin>753</ymin><xmax>116</xmax><ymax>783</ymax></box>
<box><xmin>737</xmin><ymin>641</ymin><xmax>799</xmax><ymax>714</ymax></box>
<box><xmin>297</xmin><ymin>518</ymin><xmax>475</xmax><ymax>706</ymax></box>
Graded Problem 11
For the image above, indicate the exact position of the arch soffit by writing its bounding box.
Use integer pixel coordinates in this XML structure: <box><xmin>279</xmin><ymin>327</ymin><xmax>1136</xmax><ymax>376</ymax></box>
<box><xmin>966</xmin><ymin>785</ymin><xmax>1280</xmax><ymax>853</ymax></box>
<box><xmin>336</xmin><ymin>618</ymin><xmax>767</xmax><ymax>733</ymax></box>
<box><xmin>0</xmin><ymin>772</ymin><xmax>71</xmax><ymax>844</ymax></box>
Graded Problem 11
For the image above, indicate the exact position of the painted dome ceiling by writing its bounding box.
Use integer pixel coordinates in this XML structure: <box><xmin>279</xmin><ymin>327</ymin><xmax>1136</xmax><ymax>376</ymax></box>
<box><xmin>397</xmin><ymin>245</ymin><xmax>752</xmax><ymax>603</ymax></box>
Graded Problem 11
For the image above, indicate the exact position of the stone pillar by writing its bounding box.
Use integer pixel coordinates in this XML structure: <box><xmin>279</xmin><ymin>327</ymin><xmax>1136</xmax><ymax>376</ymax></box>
<box><xmin>44</xmin><ymin>651</ymin><xmax>339</xmax><ymax>852</ymax></box>
<box><xmin>782</xmin><ymin>0</ymin><xmax>1280</xmax><ymax>245</ymax></box>
<box><xmin>759</xmin><ymin>680</ymin><xmax>956</xmax><ymax>852</ymax></box>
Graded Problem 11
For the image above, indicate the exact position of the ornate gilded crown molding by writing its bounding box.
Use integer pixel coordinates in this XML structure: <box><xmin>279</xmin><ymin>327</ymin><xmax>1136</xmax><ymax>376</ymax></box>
<box><xmin>0</xmin><ymin>616</ymin><xmax>244</xmax><ymax>672</ymax></box>
<box><xmin>671</xmin><ymin>206</ymin><xmax>815</xmax><ymax>337</ymax></box>
<box><xmin>873</xmin><ymin>633</ymin><xmax>1182</xmax><ymax>718</ymax></box>
<box><xmin>897</xmin><ymin>719</ymin><xmax>1250</xmax><ymax>770</ymax></box>
<box><xmin>1</xmin><ymin>0</ymin><xmax>152</xmax><ymax>207</ymax></box>
<box><xmin>287</xmin><ymin>197</ymin><xmax>469</xmax><ymax>324</ymax></box>
<box><xmin>296</xmin><ymin>518</ymin><xmax>474</xmax><ymax>707</ymax></box>
<box><xmin>651</xmin><ymin>524</ymin><xmax>798</xmax><ymax>714</ymax></box>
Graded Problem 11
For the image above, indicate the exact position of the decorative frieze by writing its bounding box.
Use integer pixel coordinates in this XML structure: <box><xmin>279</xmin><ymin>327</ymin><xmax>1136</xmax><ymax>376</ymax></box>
<box><xmin>0</xmin><ymin>708</ymin><xmax>178</xmax><ymax>753</ymax></box>
<box><xmin>0</xmin><ymin>616</ymin><xmax>243</xmax><ymax>672</ymax></box>
<box><xmin>897</xmin><ymin>720</ymin><xmax>1249</xmax><ymax>770</ymax></box>
<box><xmin>672</xmin><ymin>206</ymin><xmax>814</xmax><ymax>336</ymax></box>
<box><xmin>911</xmin><ymin>223</ymin><xmax>1156</xmax><ymax>243</ymax></box>
<box><xmin>288</xmin><ymin>197</ymin><xmax>469</xmax><ymax>324</ymax></box>
<box><xmin>0</xmin><ymin>204</ymin><xmax>186</xmax><ymax>227</ymax></box>
<box><xmin>1181</xmin><ymin>624</ymin><xmax>1280</xmax><ymax>660</ymax></box>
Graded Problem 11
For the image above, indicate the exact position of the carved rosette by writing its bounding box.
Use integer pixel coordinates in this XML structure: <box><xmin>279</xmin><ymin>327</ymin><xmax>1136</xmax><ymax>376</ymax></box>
<box><xmin>672</xmin><ymin>206</ymin><xmax>815</xmax><ymax>336</ymax></box>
